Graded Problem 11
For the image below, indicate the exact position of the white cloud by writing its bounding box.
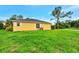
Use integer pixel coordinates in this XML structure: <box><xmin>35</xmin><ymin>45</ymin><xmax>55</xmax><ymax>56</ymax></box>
<box><xmin>0</xmin><ymin>16</ymin><xmax>9</xmax><ymax>21</ymax></box>
<box><xmin>49</xmin><ymin>5</ymin><xmax>79</xmax><ymax>15</ymax></box>
<box><xmin>62</xmin><ymin>5</ymin><xmax>79</xmax><ymax>12</ymax></box>
<box><xmin>71</xmin><ymin>17</ymin><xmax>79</xmax><ymax>20</ymax></box>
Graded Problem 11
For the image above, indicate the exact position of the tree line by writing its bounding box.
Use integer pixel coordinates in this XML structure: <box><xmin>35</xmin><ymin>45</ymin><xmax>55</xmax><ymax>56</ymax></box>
<box><xmin>51</xmin><ymin>20</ymin><xmax>79</xmax><ymax>29</ymax></box>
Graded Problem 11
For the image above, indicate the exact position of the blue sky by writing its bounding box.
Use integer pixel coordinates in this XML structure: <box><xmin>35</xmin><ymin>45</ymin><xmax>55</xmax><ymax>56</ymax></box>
<box><xmin>0</xmin><ymin>5</ymin><xmax>79</xmax><ymax>23</ymax></box>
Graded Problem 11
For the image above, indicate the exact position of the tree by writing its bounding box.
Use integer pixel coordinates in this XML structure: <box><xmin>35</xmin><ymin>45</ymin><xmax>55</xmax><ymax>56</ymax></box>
<box><xmin>17</xmin><ymin>15</ymin><xmax>23</xmax><ymax>20</ymax></box>
<box><xmin>0</xmin><ymin>21</ymin><xmax>4</xmax><ymax>29</ymax></box>
<box><xmin>26</xmin><ymin>18</ymin><xmax>30</xmax><ymax>19</ymax></box>
<box><xmin>9</xmin><ymin>15</ymin><xmax>23</xmax><ymax>20</ymax></box>
<box><xmin>4</xmin><ymin>15</ymin><xmax>16</xmax><ymax>31</ymax></box>
<box><xmin>5</xmin><ymin>20</ymin><xmax>13</xmax><ymax>31</ymax></box>
<box><xmin>9</xmin><ymin>15</ymin><xmax>17</xmax><ymax>20</ymax></box>
<box><xmin>70</xmin><ymin>20</ymin><xmax>79</xmax><ymax>27</ymax></box>
<box><xmin>51</xmin><ymin>6</ymin><xmax>73</xmax><ymax>29</ymax></box>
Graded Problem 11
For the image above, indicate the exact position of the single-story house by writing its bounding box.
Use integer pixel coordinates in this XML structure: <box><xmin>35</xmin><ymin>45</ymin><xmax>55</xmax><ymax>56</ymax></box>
<box><xmin>9</xmin><ymin>19</ymin><xmax>52</xmax><ymax>31</ymax></box>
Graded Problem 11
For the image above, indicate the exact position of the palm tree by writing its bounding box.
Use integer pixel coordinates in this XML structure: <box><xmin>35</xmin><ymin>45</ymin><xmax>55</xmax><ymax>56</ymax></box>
<box><xmin>51</xmin><ymin>6</ymin><xmax>73</xmax><ymax>29</ymax></box>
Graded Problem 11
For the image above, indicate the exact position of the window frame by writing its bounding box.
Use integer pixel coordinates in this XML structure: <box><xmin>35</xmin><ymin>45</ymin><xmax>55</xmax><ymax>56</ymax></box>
<box><xmin>36</xmin><ymin>23</ymin><xmax>40</xmax><ymax>28</ymax></box>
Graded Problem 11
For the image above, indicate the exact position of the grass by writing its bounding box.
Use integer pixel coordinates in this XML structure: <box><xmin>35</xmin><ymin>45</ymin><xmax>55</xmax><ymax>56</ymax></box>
<box><xmin>0</xmin><ymin>29</ymin><xmax>79</xmax><ymax>53</ymax></box>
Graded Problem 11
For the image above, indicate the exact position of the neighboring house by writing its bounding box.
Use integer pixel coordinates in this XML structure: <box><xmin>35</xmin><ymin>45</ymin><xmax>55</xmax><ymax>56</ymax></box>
<box><xmin>9</xmin><ymin>19</ymin><xmax>52</xmax><ymax>31</ymax></box>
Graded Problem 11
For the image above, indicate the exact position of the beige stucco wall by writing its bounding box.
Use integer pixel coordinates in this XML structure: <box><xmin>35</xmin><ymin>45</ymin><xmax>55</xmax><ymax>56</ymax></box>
<box><xmin>13</xmin><ymin>22</ymin><xmax>51</xmax><ymax>31</ymax></box>
<box><xmin>42</xmin><ymin>23</ymin><xmax>51</xmax><ymax>30</ymax></box>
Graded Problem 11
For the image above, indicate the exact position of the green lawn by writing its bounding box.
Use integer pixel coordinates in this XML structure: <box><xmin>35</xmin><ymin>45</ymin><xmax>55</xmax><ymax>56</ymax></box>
<box><xmin>0</xmin><ymin>29</ymin><xmax>79</xmax><ymax>53</ymax></box>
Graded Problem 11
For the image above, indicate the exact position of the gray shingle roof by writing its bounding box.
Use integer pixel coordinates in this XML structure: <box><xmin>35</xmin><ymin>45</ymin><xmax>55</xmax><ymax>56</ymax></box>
<box><xmin>12</xmin><ymin>19</ymin><xmax>51</xmax><ymax>24</ymax></box>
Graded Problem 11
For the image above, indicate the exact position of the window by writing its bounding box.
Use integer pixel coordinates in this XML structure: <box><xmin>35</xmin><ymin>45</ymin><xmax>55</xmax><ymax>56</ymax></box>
<box><xmin>17</xmin><ymin>22</ymin><xmax>20</xmax><ymax>26</ymax></box>
<box><xmin>36</xmin><ymin>23</ymin><xmax>40</xmax><ymax>28</ymax></box>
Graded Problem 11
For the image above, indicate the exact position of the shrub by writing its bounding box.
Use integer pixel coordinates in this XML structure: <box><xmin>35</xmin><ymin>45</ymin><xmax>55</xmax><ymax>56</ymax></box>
<box><xmin>5</xmin><ymin>20</ymin><xmax>13</xmax><ymax>31</ymax></box>
<box><xmin>0</xmin><ymin>21</ymin><xmax>4</xmax><ymax>29</ymax></box>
